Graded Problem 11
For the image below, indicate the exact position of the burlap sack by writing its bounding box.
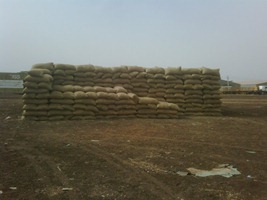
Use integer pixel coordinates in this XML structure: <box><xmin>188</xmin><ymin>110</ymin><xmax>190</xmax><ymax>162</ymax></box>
<box><xmin>32</xmin><ymin>63</ymin><xmax>54</xmax><ymax>70</ymax></box>
<box><xmin>54</xmin><ymin>64</ymin><xmax>76</xmax><ymax>70</ymax></box>
<box><xmin>76</xmin><ymin>64</ymin><xmax>95</xmax><ymax>72</ymax></box>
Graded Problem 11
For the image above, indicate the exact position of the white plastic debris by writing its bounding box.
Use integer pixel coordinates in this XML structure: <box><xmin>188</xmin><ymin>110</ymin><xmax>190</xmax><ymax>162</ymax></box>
<box><xmin>62</xmin><ymin>188</ymin><xmax>73</xmax><ymax>191</ymax></box>
<box><xmin>177</xmin><ymin>164</ymin><xmax>241</xmax><ymax>178</ymax></box>
<box><xmin>9</xmin><ymin>187</ymin><xmax>17</xmax><ymax>190</ymax></box>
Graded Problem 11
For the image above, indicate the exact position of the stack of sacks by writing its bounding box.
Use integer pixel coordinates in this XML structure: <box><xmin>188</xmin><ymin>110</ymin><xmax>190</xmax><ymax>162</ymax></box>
<box><xmin>146</xmin><ymin>67</ymin><xmax>166</xmax><ymax>101</ymax></box>
<box><xmin>182</xmin><ymin>68</ymin><xmax>204</xmax><ymax>115</ymax></box>
<box><xmin>49</xmin><ymin>85</ymin><xmax>74</xmax><ymax>120</ymax></box>
<box><xmin>74</xmin><ymin>65</ymin><xmax>95</xmax><ymax>86</ymax></box>
<box><xmin>95</xmin><ymin>86</ymin><xmax>138</xmax><ymax>119</ymax></box>
<box><xmin>201</xmin><ymin>68</ymin><xmax>221</xmax><ymax>115</ymax></box>
<box><xmin>93</xmin><ymin>66</ymin><xmax>114</xmax><ymax>87</ymax></box>
<box><xmin>22</xmin><ymin>63</ymin><xmax>54</xmax><ymax>120</ymax></box>
<box><xmin>128</xmin><ymin>66</ymin><xmax>149</xmax><ymax>97</ymax></box>
<box><xmin>111</xmin><ymin>66</ymin><xmax>133</xmax><ymax>91</ymax></box>
<box><xmin>157</xmin><ymin>102</ymin><xmax>180</xmax><ymax>118</ymax></box>
<box><xmin>164</xmin><ymin>67</ymin><xmax>185</xmax><ymax>111</ymax></box>
<box><xmin>136</xmin><ymin>97</ymin><xmax>159</xmax><ymax>118</ymax></box>
<box><xmin>53</xmin><ymin>64</ymin><xmax>75</xmax><ymax>85</ymax></box>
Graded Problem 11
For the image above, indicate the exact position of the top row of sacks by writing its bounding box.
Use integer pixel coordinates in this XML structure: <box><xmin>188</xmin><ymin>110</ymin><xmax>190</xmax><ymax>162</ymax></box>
<box><xmin>32</xmin><ymin>63</ymin><xmax>220</xmax><ymax>76</ymax></box>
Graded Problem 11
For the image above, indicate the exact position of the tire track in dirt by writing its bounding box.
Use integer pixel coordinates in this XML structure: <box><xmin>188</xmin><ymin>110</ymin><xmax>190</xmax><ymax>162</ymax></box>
<box><xmin>81</xmin><ymin>143</ymin><xmax>177</xmax><ymax>200</ymax></box>
<box><xmin>10</xmin><ymin>141</ymin><xmax>78</xmax><ymax>199</ymax></box>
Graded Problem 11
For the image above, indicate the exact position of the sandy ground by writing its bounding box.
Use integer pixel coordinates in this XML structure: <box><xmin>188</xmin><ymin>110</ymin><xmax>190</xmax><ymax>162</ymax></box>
<box><xmin>0</xmin><ymin>94</ymin><xmax>266</xmax><ymax>200</ymax></box>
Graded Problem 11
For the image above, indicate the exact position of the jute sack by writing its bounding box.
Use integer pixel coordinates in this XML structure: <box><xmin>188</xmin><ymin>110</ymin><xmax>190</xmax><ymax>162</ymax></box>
<box><xmin>54</xmin><ymin>64</ymin><xmax>76</xmax><ymax>70</ymax></box>
<box><xmin>23</xmin><ymin>99</ymin><xmax>49</xmax><ymax>104</ymax></box>
<box><xmin>73</xmin><ymin>85</ymin><xmax>85</xmax><ymax>92</ymax></box>
<box><xmin>32</xmin><ymin>63</ymin><xmax>54</xmax><ymax>71</ymax></box>
<box><xmin>74</xmin><ymin>91</ymin><xmax>87</xmax><ymax>99</ymax></box>
<box><xmin>157</xmin><ymin>109</ymin><xmax>178</xmax><ymax>114</ymax></box>
<box><xmin>24</xmin><ymin>74</ymin><xmax>53</xmax><ymax>82</ymax></box>
<box><xmin>181</xmin><ymin>68</ymin><xmax>201</xmax><ymax>74</ymax></box>
<box><xmin>73</xmin><ymin>110</ymin><xmax>95</xmax><ymax>116</ymax></box>
<box><xmin>164</xmin><ymin>67</ymin><xmax>182</xmax><ymax>75</ymax></box>
<box><xmin>157</xmin><ymin>102</ymin><xmax>179</xmax><ymax>110</ymax></box>
<box><xmin>112</xmin><ymin>66</ymin><xmax>128</xmax><ymax>73</ymax></box>
<box><xmin>129</xmin><ymin>71</ymin><xmax>139</xmax><ymax>78</ymax></box>
<box><xmin>97</xmin><ymin>92</ymin><xmax>118</xmax><ymax>100</ymax></box>
<box><xmin>117</xmin><ymin>110</ymin><xmax>137</xmax><ymax>115</ymax></box>
<box><xmin>201</xmin><ymin>67</ymin><xmax>220</xmax><ymax>76</ymax></box>
<box><xmin>23</xmin><ymin>88</ymin><xmax>49</xmax><ymax>94</ymax></box>
<box><xmin>36</xmin><ymin>93</ymin><xmax>50</xmax><ymax>99</ymax></box>
<box><xmin>138</xmin><ymin>97</ymin><xmax>158</xmax><ymax>105</ymax></box>
<box><xmin>184</xmin><ymin>79</ymin><xmax>202</xmax><ymax>85</ymax></box>
<box><xmin>62</xmin><ymin>92</ymin><xmax>74</xmax><ymax>99</ymax></box>
<box><xmin>113</xmin><ymin>78</ymin><xmax>130</xmax><ymax>84</ymax></box>
<box><xmin>115</xmin><ymin>99</ymin><xmax>136</xmax><ymax>105</ymax></box>
<box><xmin>203</xmin><ymin>94</ymin><xmax>221</xmax><ymax>99</ymax></box>
<box><xmin>38</xmin><ymin>82</ymin><xmax>52</xmax><ymax>90</ymax></box>
<box><xmin>50</xmin><ymin>99</ymin><xmax>74</xmax><ymax>104</ymax></box>
<box><xmin>146</xmin><ymin>67</ymin><xmax>165</xmax><ymax>74</ymax></box>
<box><xmin>76</xmin><ymin>64</ymin><xmax>95</xmax><ymax>72</ymax></box>
<box><xmin>23</xmin><ymin>82</ymin><xmax>38</xmax><ymax>89</ymax></box>
<box><xmin>94</xmin><ymin>66</ymin><xmax>112</xmax><ymax>73</ymax></box>
<box><xmin>127</xmin><ymin>66</ymin><xmax>145</xmax><ymax>72</ymax></box>
<box><xmin>53</xmin><ymin>85</ymin><xmax>74</xmax><ymax>92</ymax></box>
<box><xmin>85</xmin><ymin>105</ymin><xmax>99</xmax><ymax>112</ymax></box>
<box><xmin>84</xmin><ymin>86</ymin><xmax>94</xmax><ymax>92</ymax></box>
<box><xmin>86</xmin><ymin>92</ymin><xmax>97</xmax><ymax>99</ymax></box>
<box><xmin>74</xmin><ymin>72</ymin><xmax>87</xmax><ymax>77</ymax></box>
<box><xmin>96</xmin><ymin>99</ymin><xmax>116</xmax><ymax>105</ymax></box>
<box><xmin>23</xmin><ymin>110</ymin><xmax>47</xmax><ymax>116</ymax></box>
<box><xmin>48</xmin><ymin>110</ymin><xmax>72</xmax><ymax>116</ymax></box>
<box><xmin>54</xmin><ymin>69</ymin><xmax>65</xmax><ymax>76</ymax></box>
<box><xmin>22</xmin><ymin>93</ymin><xmax>36</xmax><ymax>99</ymax></box>
<box><xmin>137</xmin><ymin>104</ymin><xmax>157</xmax><ymax>110</ymax></box>
<box><xmin>93</xmin><ymin>86</ymin><xmax>107</xmax><ymax>92</ymax></box>
<box><xmin>137</xmin><ymin>109</ymin><xmax>157</xmax><ymax>114</ymax></box>
<box><xmin>73</xmin><ymin>104</ymin><xmax>87</xmax><ymax>110</ymax></box>
<box><xmin>114</xmin><ymin>86</ymin><xmax>127</xmax><ymax>93</ymax></box>
<box><xmin>75</xmin><ymin>99</ymin><xmax>96</xmax><ymax>105</ymax></box>
<box><xmin>28</xmin><ymin>69</ymin><xmax>51</xmax><ymax>77</ymax></box>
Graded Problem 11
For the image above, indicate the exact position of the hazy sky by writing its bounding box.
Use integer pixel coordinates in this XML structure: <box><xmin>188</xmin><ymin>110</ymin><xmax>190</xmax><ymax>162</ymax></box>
<box><xmin>1</xmin><ymin>0</ymin><xmax>267</xmax><ymax>82</ymax></box>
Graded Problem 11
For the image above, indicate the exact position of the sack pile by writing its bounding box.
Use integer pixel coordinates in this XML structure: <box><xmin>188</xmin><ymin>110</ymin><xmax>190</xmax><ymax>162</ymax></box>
<box><xmin>22</xmin><ymin>63</ymin><xmax>221</xmax><ymax>120</ymax></box>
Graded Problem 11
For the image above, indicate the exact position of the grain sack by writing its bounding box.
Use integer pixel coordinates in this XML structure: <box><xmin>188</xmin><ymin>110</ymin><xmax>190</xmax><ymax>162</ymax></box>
<box><xmin>115</xmin><ymin>99</ymin><xmax>136</xmax><ymax>105</ymax></box>
<box><xmin>48</xmin><ymin>110</ymin><xmax>72</xmax><ymax>116</ymax></box>
<box><xmin>54</xmin><ymin>64</ymin><xmax>76</xmax><ymax>70</ymax></box>
<box><xmin>22</xmin><ymin>93</ymin><xmax>36</xmax><ymax>99</ymax></box>
<box><xmin>76</xmin><ymin>64</ymin><xmax>95</xmax><ymax>72</ymax></box>
<box><xmin>74</xmin><ymin>72</ymin><xmax>87</xmax><ymax>78</ymax></box>
<box><xmin>86</xmin><ymin>92</ymin><xmax>97</xmax><ymax>99</ymax></box>
<box><xmin>137</xmin><ymin>109</ymin><xmax>157</xmax><ymax>114</ymax></box>
<box><xmin>129</xmin><ymin>71</ymin><xmax>139</xmax><ymax>78</ymax></box>
<box><xmin>203</xmin><ymin>94</ymin><xmax>221</xmax><ymax>99</ymax></box>
<box><xmin>137</xmin><ymin>104</ymin><xmax>157</xmax><ymax>110</ymax></box>
<box><xmin>181</xmin><ymin>68</ymin><xmax>201</xmax><ymax>74</ymax></box>
<box><xmin>138</xmin><ymin>97</ymin><xmax>158</xmax><ymax>105</ymax></box>
<box><xmin>73</xmin><ymin>110</ymin><xmax>95</xmax><ymax>116</ymax></box>
<box><xmin>127</xmin><ymin>66</ymin><xmax>145</xmax><ymax>72</ymax></box>
<box><xmin>120</xmin><ymin>73</ymin><xmax>131</xmax><ymax>79</ymax></box>
<box><xmin>54</xmin><ymin>69</ymin><xmax>65</xmax><ymax>76</ymax></box>
<box><xmin>97</xmin><ymin>92</ymin><xmax>118</xmax><ymax>100</ymax></box>
<box><xmin>157</xmin><ymin>110</ymin><xmax>178</xmax><ymax>115</ymax></box>
<box><xmin>75</xmin><ymin>99</ymin><xmax>96</xmax><ymax>105</ymax></box>
<box><xmin>184</xmin><ymin>79</ymin><xmax>202</xmax><ymax>85</ymax></box>
<box><xmin>94</xmin><ymin>78</ymin><xmax>112</xmax><ymax>83</ymax></box>
<box><xmin>201</xmin><ymin>75</ymin><xmax>220</xmax><ymax>80</ymax></box>
<box><xmin>164</xmin><ymin>67</ymin><xmax>182</xmax><ymax>75</ymax></box>
<box><xmin>50</xmin><ymin>99</ymin><xmax>74</xmax><ymax>104</ymax></box>
<box><xmin>85</xmin><ymin>105</ymin><xmax>98</xmax><ymax>112</ymax></box>
<box><xmin>94</xmin><ymin>66</ymin><xmax>112</xmax><ymax>73</ymax></box>
<box><xmin>36</xmin><ymin>93</ymin><xmax>50</xmax><ymax>99</ymax></box>
<box><xmin>24</xmin><ymin>74</ymin><xmax>53</xmax><ymax>82</ymax></box>
<box><xmin>113</xmin><ymin>78</ymin><xmax>130</xmax><ymax>84</ymax></box>
<box><xmin>183</xmin><ymin>74</ymin><xmax>202</xmax><ymax>79</ymax></box>
<box><xmin>112</xmin><ymin>66</ymin><xmax>128</xmax><ymax>73</ymax></box>
<box><xmin>202</xmin><ymin>79</ymin><xmax>220</xmax><ymax>85</ymax></box>
<box><xmin>83</xmin><ymin>86</ymin><xmax>94</xmax><ymax>92</ymax></box>
<box><xmin>32</xmin><ymin>63</ymin><xmax>54</xmax><ymax>71</ymax></box>
<box><xmin>23</xmin><ymin>99</ymin><xmax>49</xmax><ymax>104</ymax></box>
<box><xmin>73</xmin><ymin>104</ymin><xmax>87</xmax><ymax>110</ymax></box>
<box><xmin>85</xmin><ymin>72</ymin><xmax>96</xmax><ymax>78</ymax></box>
<box><xmin>116</xmin><ymin>105</ymin><xmax>136</xmax><ymax>110</ymax></box>
<box><xmin>96</xmin><ymin>99</ymin><xmax>116</xmax><ymax>105</ymax></box>
<box><xmin>23</xmin><ymin>88</ymin><xmax>49</xmax><ymax>94</ymax></box>
<box><xmin>38</xmin><ymin>82</ymin><xmax>52</xmax><ymax>90</ymax></box>
<box><xmin>23</xmin><ymin>110</ymin><xmax>47</xmax><ymax>116</ymax></box>
<box><xmin>117</xmin><ymin>110</ymin><xmax>136</xmax><ymax>115</ymax></box>
<box><xmin>74</xmin><ymin>91</ymin><xmax>87</xmax><ymax>99</ymax></box>
<box><xmin>157</xmin><ymin>102</ymin><xmax>179</xmax><ymax>110</ymax></box>
<box><xmin>184</xmin><ymin>90</ymin><xmax>202</xmax><ymax>95</ymax></box>
<box><xmin>201</xmin><ymin>67</ymin><xmax>220</xmax><ymax>76</ymax></box>
<box><xmin>114</xmin><ymin>86</ymin><xmax>127</xmax><ymax>93</ymax></box>
<box><xmin>23</xmin><ymin>82</ymin><xmax>38</xmax><ymax>89</ymax></box>
<box><xmin>93</xmin><ymin>86</ymin><xmax>107</xmax><ymax>92</ymax></box>
<box><xmin>202</xmin><ymin>84</ymin><xmax>220</xmax><ymax>90</ymax></box>
<box><xmin>117</xmin><ymin>92</ymin><xmax>130</xmax><ymax>100</ymax></box>
<box><xmin>146</xmin><ymin>67</ymin><xmax>165</xmax><ymax>74</ymax></box>
<box><xmin>28</xmin><ymin>69</ymin><xmax>51</xmax><ymax>77</ymax></box>
<box><xmin>53</xmin><ymin>85</ymin><xmax>74</xmax><ymax>92</ymax></box>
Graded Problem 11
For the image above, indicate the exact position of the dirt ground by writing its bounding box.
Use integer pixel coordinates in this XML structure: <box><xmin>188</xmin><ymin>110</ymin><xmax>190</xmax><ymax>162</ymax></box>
<box><xmin>0</xmin><ymin>94</ymin><xmax>266</xmax><ymax>200</ymax></box>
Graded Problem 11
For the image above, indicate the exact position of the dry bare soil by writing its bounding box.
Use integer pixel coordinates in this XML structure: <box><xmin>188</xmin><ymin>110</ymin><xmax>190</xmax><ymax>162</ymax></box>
<box><xmin>0</xmin><ymin>95</ymin><xmax>266</xmax><ymax>200</ymax></box>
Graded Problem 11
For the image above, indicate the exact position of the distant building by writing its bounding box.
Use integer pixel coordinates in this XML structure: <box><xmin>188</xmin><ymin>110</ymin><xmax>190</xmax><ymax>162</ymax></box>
<box><xmin>0</xmin><ymin>72</ymin><xmax>27</xmax><ymax>89</ymax></box>
<box><xmin>219</xmin><ymin>79</ymin><xmax>241</xmax><ymax>92</ymax></box>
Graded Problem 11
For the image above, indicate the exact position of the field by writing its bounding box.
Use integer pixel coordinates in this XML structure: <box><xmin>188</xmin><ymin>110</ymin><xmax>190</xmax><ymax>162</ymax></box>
<box><xmin>0</xmin><ymin>94</ymin><xmax>267</xmax><ymax>200</ymax></box>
